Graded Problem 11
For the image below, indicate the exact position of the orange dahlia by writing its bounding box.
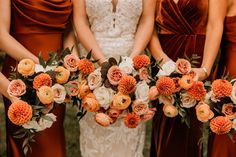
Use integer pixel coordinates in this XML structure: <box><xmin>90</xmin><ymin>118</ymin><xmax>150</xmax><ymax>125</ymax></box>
<box><xmin>187</xmin><ymin>81</ymin><xmax>206</xmax><ymax>101</ymax></box>
<box><xmin>210</xmin><ymin>116</ymin><xmax>232</xmax><ymax>135</ymax></box>
<box><xmin>133</xmin><ymin>55</ymin><xmax>151</xmax><ymax>69</ymax></box>
<box><xmin>78</xmin><ymin>59</ymin><xmax>95</xmax><ymax>75</ymax></box>
<box><xmin>118</xmin><ymin>76</ymin><xmax>137</xmax><ymax>95</ymax></box>
<box><xmin>124</xmin><ymin>112</ymin><xmax>141</xmax><ymax>128</ymax></box>
<box><xmin>8</xmin><ymin>101</ymin><xmax>32</xmax><ymax>125</ymax></box>
<box><xmin>179</xmin><ymin>75</ymin><xmax>194</xmax><ymax>90</ymax></box>
<box><xmin>33</xmin><ymin>73</ymin><xmax>52</xmax><ymax>90</ymax></box>
<box><xmin>212</xmin><ymin>79</ymin><xmax>233</xmax><ymax>98</ymax></box>
<box><xmin>156</xmin><ymin>77</ymin><xmax>175</xmax><ymax>96</ymax></box>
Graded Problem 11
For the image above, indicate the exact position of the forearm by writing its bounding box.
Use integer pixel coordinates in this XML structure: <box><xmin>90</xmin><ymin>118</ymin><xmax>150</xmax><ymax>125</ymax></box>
<box><xmin>63</xmin><ymin>27</ymin><xmax>80</xmax><ymax>56</ymax></box>
<box><xmin>0</xmin><ymin>31</ymin><xmax>38</xmax><ymax>63</ymax></box>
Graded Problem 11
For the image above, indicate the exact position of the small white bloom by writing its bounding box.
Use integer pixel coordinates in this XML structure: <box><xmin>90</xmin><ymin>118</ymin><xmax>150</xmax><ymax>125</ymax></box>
<box><xmin>231</xmin><ymin>85</ymin><xmax>236</xmax><ymax>104</ymax></box>
<box><xmin>52</xmin><ymin>84</ymin><xmax>66</xmax><ymax>104</ymax></box>
<box><xmin>204</xmin><ymin>91</ymin><xmax>212</xmax><ymax>104</ymax></box>
<box><xmin>93</xmin><ymin>86</ymin><xmax>115</xmax><ymax>110</ymax></box>
<box><xmin>135</xmin><ymin>81</ymin><xmax>149</xmax><ymax>103</ymax></box>
<box><xmin>38</xmin><ymin>113</ymin><xmax>57</xmax><ymax>131</ymax></box>
<box><xmin>87</xmin><ymin>68</ymin><xmax>102</xmax><ymax>90</ymax></box>
<box><xmin>119</xmin><ymin>56</ymin><xmax>134</xmax><ymax>74</ymax></box>
<box><xmin>180</xmin><ymin>92</ymin><xmax>196</xmax><ymax>108</ymax></box>
<box><xmin>232</xmin><ymin>119</ymin><xmax>236</xmax><ymax>130</ymax></box>
<box><xmin>157</xmin><ymin>60</ymin><xmax>176</xmax><ymax>77</ymax></box>
<box><xmin>35</xmin><ymin>64</ymin><xmax>56</xmax><ymax>73</ymax></box>
<box><xmin>22</xmin><ymin>120</ymin><xmax>41</xmax><ymax>131</ymax></box>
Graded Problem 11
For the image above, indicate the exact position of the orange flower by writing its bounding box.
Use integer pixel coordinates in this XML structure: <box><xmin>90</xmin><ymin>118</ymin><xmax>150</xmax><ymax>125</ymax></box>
<box><xmin>108</xmin><ymin>108</ymin><xmax>122</xmax><ymax>118</ymax></box>
<box><xmin>33</xmin><ymin>73</ymin><xmax>52</xmax><ymax>90</ymax></box>
<box><xmin>210</xmin><ymin>116</ymin><xmax>232</xmax><ymax>135</ymax></box>
<box><xmin>179</xmin><ymin>75</ymin><xmax>194</xmax><ymax>90</ymax></box>
<box><xmin>124</xmin><ymin>113</ymin><xmax>141</xmax><ymax>128</ymax></box>
<box><xmin>148</xmin><ymin>86</ymin><xmax>159</xmax><ymax>101</ymax></box>
<box><xmin>163</xmin><ymin>104</ymin><xmax>178</xmax><ymax>118</ymax></box>
<box><xmin>83</xmin><ymin>96</ymin><xmax>100</xmax><ymax>112</ymax></box>
<box><xmin>113</xmin><ymin>93</ymin><xmax>131</xmax><ymax>110</ymax></box>
<box><xmin>17</xmin><ymin>59</ymin><xmax>35</xmax><ymax>77</ymax></box>
<box><xmin>37</xmin><ymin>86</ymin><xmax>55</xmax><ymax>105</ymax></box>
<box><xmin>95</xmin><ymin>113</ymin><xmax>113</xmax><ymax>127</ymax></box>
<box><xmin>156</xmin><ymin>77</ymin><xmax>175</xmax><ymax>96</ymax></box>
<box><xmin>78</xmin><ymin>59</ymin><xmax>95</xmax><ymax>75</ymax></box>
<box><xmin>195</xmin><ymin>101</ymin><xmax>214</xmax><ymax>122</ymax></box>
<box><xmin>222</xmin><ymin>103</ymin><xmax>236</xmax><ymax>119</ymax></box>
<box><xmin>187</xmin><ymin>81</ymin><xmax>206</xmax><ymax>101</ymax></box>
<box><xmin>212</xmin><ymin>79</ymin><xmax>233</xmax><ymax>98</ymax></box>
<box><xmin>172</xmin><ymin>77</ymin><xmax>181</xmax><ymax>92</ymax></box>
<box><xmin>8</xmin><ymin>101</ymin><xmax>32</xmax><ymax>125</ymax></box>
<box><xmin>79</xmin><ymin>82</ymin><xmax>91</xmax><ymax>99</ymax></box>
<box><xmin>118</xmin><ymin>76</ymin><xmax>137</xmax><ymax>95</ymax></box>
<box><xmin>133</xmin><ymin>55</ymin><xmax>150</xmax><ymax>69</ymax></box>
<box><xmin>55</xmin><ymin>66</ymin><xmax>70</xmax><ymax>84</ymax></box>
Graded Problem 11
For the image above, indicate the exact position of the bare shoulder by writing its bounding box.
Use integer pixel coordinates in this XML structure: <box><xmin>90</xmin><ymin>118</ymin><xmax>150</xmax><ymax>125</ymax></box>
<box><xmin>227</xmin><ymin>0</ymin><xmax>236</xmax><ymax>16</ymax></box>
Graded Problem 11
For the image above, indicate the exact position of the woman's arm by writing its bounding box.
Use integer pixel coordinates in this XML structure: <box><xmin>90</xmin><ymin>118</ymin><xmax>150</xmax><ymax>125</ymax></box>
<box><xmin>72</xmin><ymin>0</ymin><xmax>106</xmax><ymax>64</ymax></box>
<box><xmin>0</xmin><ymin>0</ymin><xmax>38</xmax><ymax>63</ymax></box>
<box><xmin>130</xmin><ymin>0</ymin><xmax>157</xmax><ymax>58</ymax></box>
<box><xmin>194</xmin><ymin>0</ymin><xmax>227</xmax><ymax>80</ymax></box>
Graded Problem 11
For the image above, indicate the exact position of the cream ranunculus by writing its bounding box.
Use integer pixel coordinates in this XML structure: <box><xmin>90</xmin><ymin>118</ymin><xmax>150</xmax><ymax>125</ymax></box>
<box><xmin>135</xmin><ymin>80</ymin><xmax>149</xmax><ymax>103</ymax></box>
<box><xmin>38</xmin><ymin>113</ymin><xmax>57</xmax><ymax>131</ymax></box>
<box><xmin>119</xmin><ymin>56</ymin><xmax>134</xmax><ymax>74</ymax></box>
<box><xmin>22</xmin><ymin>120</ymin><xmax>41</xmax><ymax>131</ymax></box>
<box><xmin>37</xmin><ymin>86</ymin><xmax>55</xmax><ymax>105</ymax></box>
<box><xmin>35</xmin><ymin>64</ymin><xmax>56</xmax><ymax>73</ymax></box>
<box><xmin>87</xmin><ymin>68</ymin><xmax>102</xmax><ymax>90</ymax></box>
<box><xmin>230</xmin><ymin>83</ymin><xmax>236</xmax><ymax>104</ymax></box>
<box><xmin>180</xmin><ymin>92</ymin><xmax>197</xmax><ymax>108</ymax></box>
<box><xmin>93</xmin><ymin>86</ymin><xmax>115</xmax><ymax>110</ymax></box>
<box><xmin>157</xmin><ymin>60</ymin><xmax>176</xmax><ymax>77</ymax></box>
<box><xmin>52</xmin><ymin>84</ymin><xmax>66</xmax><ymax>104</ymax></box>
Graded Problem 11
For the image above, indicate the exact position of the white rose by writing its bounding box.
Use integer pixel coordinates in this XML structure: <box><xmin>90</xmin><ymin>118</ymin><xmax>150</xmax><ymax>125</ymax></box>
<box><xmin>180</xmin><ymin>92</ymin><xmax>196</xmax><ymax>108</ymax></box>
<box><xmin>35</xmin><ymin>64</ymin><xmax>56</xmax><ymax>73</ymax></box>
<box><xmin>157</xmin><ymin>60</ymin><xmax>176</xmax><ymax>77</ymax></box>
<box><xmin>232</xmin><ymin>119</ymin><xmax>236</xmax><ymax>130</ymax></box>
<box><xmin>87</xmin><ymin>68</ymin><xmax>102</xmax><ymax>90</ymax></box>
<box><xmin>119</xmin><ymin>56</ymin><xmax>134</xmax><ymax>74</ymax></box>
<box><xmin>22</xmin><ymin>120</ymin><xmax>41</xmax><ymax>131</ymax></box>
<box><xmin>135</xmin><ymin>81</ymin><xmax>149</xmax><ymax>103</ymax></box>
<box><xmin>230</xmin><ymin>85</ymin><xmax>236</xmax><ymax>104</ymax></box>
<box><xmin>93</xmin><ymin>86</ymin><xmax>115</xmax><ymax>110</ymax></box>
<box><xmin>159</xmin><ymin>95</ymin><xmax>175</xmax><ymax>106</ymax></box>
<box><xmin>52</xmin><ymin>84</ymin><xmax>66</xmax><ymax>104</ymax></box>
<box><xmin>38</xmin><ymin>113</ymin><xmax>57</xmax><ymax>131</ymax></box>
<box><xmin>204</xmin><ymin>91</ymin><xmax>212</xmax><ymax>104</ymax></box>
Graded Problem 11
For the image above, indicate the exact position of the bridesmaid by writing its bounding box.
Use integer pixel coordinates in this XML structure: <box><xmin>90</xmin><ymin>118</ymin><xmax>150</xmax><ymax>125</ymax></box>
<box><xmin>149</xmin><ymin>0</ymin><xmax>208</xmax><ymax>157</ymax></box>
<box><xmin>194</xmin><ymin>0</ymin><xmax>236</xmax><ymax>156</ymax></box>
<box><xmin>0</xmin><ymin>0</ymin><xmax>73</xmax><ymax>157</ymax></box>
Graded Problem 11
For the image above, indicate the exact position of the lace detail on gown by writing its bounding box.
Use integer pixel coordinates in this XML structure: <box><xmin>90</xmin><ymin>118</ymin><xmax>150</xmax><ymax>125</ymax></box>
<box><xmin>79</xmin><ymin>0</ymin><xmax>145</xmax><ymax>157</ymax></box>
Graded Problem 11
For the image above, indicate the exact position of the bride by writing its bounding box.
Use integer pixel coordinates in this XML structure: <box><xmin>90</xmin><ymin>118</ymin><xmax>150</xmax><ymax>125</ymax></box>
<box><xmin>72</xmin><ymin>0</ymin><xmax>156</xmax><ymax>156</ymax></box>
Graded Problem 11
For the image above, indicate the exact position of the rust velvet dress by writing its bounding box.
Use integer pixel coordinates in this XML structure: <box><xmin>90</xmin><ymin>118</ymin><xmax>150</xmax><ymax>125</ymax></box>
<box><xmin>2</xmin><ymin>0</ymin><xmax>72</xmax><ymax>157</ymax></box>
<box><xmin>209</xmin><ymin>16</ymin><xmax>236</xmax><ymax>157</ymax></box>
<box><xmin>150</xmin><ymin>0</ymin><xmax>208</xmax><ymax>157</ymax></box>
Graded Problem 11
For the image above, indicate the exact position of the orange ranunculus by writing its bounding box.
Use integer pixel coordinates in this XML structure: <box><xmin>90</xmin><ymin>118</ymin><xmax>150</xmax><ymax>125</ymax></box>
<box><xmin>17</xmin><ymin>59</ymin><xmax>35</xmax><ymax>77</ymax></box>
<box><xmin>37</xmin><ymin>86</ymin><xmax>54</xmax><ymax>105</ymax></box>
<box><xmin>187</xmin><ymin>81</ymin><xmax>206</xmax><ymax>101</ymax></box>
<box><xmin>179</xmin><ymin>75</ymin><xmax>194</xmax><ymax>90</ymax></box>
<box><xmin>212</xmin><ymin>79</ymin><xmax>233</xmax><ymax>98</ymax></box>
<box><xmin>210</xmin><ymin>116</ymin><xmax>232</xmax><ymax>135</ymax></box>
<box><xmin>8</xmin><ymin>101</ymin><xmax>32</xmax><ymax>125</ymax></box>
<box><xmin>163</xmin><ymin>104</ymin><xmax>178</xmax><ymax>118</ymax></box>
<box><xmin>78</xmin><ymin>58</ymin><xmax>95</xmax><ymax>75</ymax></box>
<box><xmin>95</xmin><ymin>113</ymin><xmax>113</xmax><ymax>127</ymax></box>
<box><xmin>63</xmin><ymin>54</ymin><xmax>80</xmax><ymax>72</ymax></box>
<box><xmin>55</xmin><ymin>66</ymin><xmax>70</xmax><ymax>84</ymax></box>
<box><xmin>156</xmin><ymin>76</ymin><xmax>175</xmax><ymax>96</ymax></box>
<box><xmin>113</xmin><ymin>93</ymin><xmax>131</xmax><ymax>110</ymax></box>
<box><xmin>133</xmin><ymin>55</ymin><xmax>151</xmax><ymax>69</ymax></box>
<box><xmin>79</xmin><ymin>82</ymin><xmax>91</xmax><ymax>99</ymax></box>
<box><xmin>33</xmin><ymin>73</ymin><xmax>52</xmax><ymax>90</ymax></box>
<box><xmin>83</xmin><ymin>96</ymin><xmax>100</xmax><ymax>112</ymax></box>
<box><xmin>148</xmin><ymin>86</ymin><xmax>159</xmax><ymax>101</ymax></box>
<box><xmin>124</xmin><ymin>112</ymin><xmax>141</xmax><ymax>128</ymax></box>
<box><xmin>195</xmin><ymin>101</ymin><xmax>214</xmax><ymax>122</ymax></box>
<box><xmin>118</xmin><ymin>76</ymin><xmax>137</xmax><ymax>95</ymax></box>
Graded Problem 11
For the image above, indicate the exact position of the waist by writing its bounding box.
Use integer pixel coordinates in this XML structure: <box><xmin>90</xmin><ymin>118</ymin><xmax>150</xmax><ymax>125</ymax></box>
<box><xmin>158</xmin><ymin>33</ymin><xmax>205</xmax><ymax>37</ymax></box>
<box><xmin>94</xmin><ymin>33</ymin><xmax>134</xmax><ymax>41</ymax></box>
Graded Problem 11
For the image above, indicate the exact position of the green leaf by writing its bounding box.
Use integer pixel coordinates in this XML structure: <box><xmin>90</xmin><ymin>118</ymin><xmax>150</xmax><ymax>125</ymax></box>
<box><xmin>38</xmin><ymin>52</ymin><xmax>47</xmax><ymax>68</ymax></box>
<box><xmin>23</xmin><ymin>146</ymin><xmax>29</xmax><ymax>156</ymax></box>
<box><xmin>47</xmin><ymin>52</ymin><xmax>58</xmax><ymax>66</ymax></box>
<box><xmin>86</xmin><ymin>50</ymin><xmax>92</xmax><ymax>59</ymax></box>
<box><xmin>42</xmin><ymin>115</ymin><xmax>54</xmax><ymax>121</ymax></box>
<box><xmin>108</xmin><ymin>57</ymin><xmax>117</xmax><ymax>65</ymax></box>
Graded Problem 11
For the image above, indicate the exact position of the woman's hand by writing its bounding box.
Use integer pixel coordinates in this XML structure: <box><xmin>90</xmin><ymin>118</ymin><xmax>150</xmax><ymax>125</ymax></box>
<box><xmin>192</xmin><ymin>68</ymin><xmax>209</xmax><ymax>81</ymax></box>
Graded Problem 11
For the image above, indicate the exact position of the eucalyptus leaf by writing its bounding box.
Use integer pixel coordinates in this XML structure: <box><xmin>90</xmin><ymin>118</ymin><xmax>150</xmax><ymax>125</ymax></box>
<box><xmin>38</xmin><ymin>52</ymin><xmax>46</xmax><ymax>68</ymax></box>
<box><xmin>86</xmin><ymin>50</ymin><xmax>92</xmax><ymax>59</ymax></box>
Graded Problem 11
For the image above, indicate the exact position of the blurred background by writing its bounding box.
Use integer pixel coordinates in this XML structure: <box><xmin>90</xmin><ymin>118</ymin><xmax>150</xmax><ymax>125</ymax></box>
<box><xmin>0</xmin><ymin>51</ymin><xmax>152</xmax><ymax>157</ymax></box>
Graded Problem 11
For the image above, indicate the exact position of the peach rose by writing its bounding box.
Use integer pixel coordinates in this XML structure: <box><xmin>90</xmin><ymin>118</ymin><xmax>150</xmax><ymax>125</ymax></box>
<box><xmin>83</xmin><ymin>96</ymin><xmax>100</xmax><ymax>112</ymax></box>
<box><xmin>37</xmin><ymin>86</ymin><xmax>55</xmax><ymax>105</ymax></box>
<box><xmin>159</xmin><ymin>95</ymin><xmax>175</xmax><ymax>106</ymax></box>
<box><xmin>139</xmin><ymin>67</ymin><xmax>149</xmax><ymax>82</ymax></box>
<box><xmin>95</xmin><ymin>113</ymin><xmax>113</xmax><ymax>127</ymax></box>
<box><xmin>108</xmin><ymin>108</ymin><xmax>122</xmax><ymax>118</ymax></box>
<box><xmin>107</xmin><ymin>66</ymin><xmax>124</xmax><ymax>86</ymax></box>
<box><xmin>175</xmin><ymin>59</ymin><xmax>191</xmax><ymax>75</ymax></box>
<box><xmin>17</xmin><ymin>59</ymin><xmax>35</xmax><ymax>77</ymax></box>
<box><xmin>172</xmin><ymin>77</ymin><xmax>181</xmax><ymax>92</ymax></box>
<box><xmin>63</xmin><ymin>54</ymin><xmax>79</xmax><ymax>72</ymax></box>
<box><xmin>55</xmin><ymin>66</ymin><xmax>70</xmax><ymax>84</ymax></box>
<box><xmin>163</xmin><ymin>104</ymin><xmax>178</xmax><ymax>118</ymax></box>
<box><xmin>132</xmin><ymin>100</ymin><xmax>149</xmax><ymax>116</ymax></box>
<box><xmin>113</xmin><ymin>93</ymin><xmax>131</xmax><ymax>110</ymax></box>
<box><xmin>7</xmin><ymin>79</ymin><xmax>26</xmax><ymax>97</ymax></box>
<box><xmin>148</xmin><ymin>86</ymin><xmax>159</xmax><ymax>101</ymax></box>
<box><xmin>180</xmin><ymin>92</ymin><xmax>197</xmax><ymax>108</ymax></box>
<box><xmin>51</xmin><ymin>84</ymin><xmax>66</xmax><ymax>104</ymax></box>
<box><xmin>87</xmin><ymin>68</ymin><xmax>102</xmax><ymax>90</ymax></box>
<box><xmin>141</xmin><ymin>108</ymin><xmax>157</xmax><ymax>122</ymax></box>
<box><xmin>66</xmin><ymin>81</ymin><xmax>80</xmax><ymax>97</ymax></box>
<box><xmin>195</xmin><ymin>101</ymin><xmax>214</xmax><ymax>122</ymax></box>
<box><xmin>222</xmin><ymin>103</ymin><xmax>236</xmax><ymax>120</ymax></box>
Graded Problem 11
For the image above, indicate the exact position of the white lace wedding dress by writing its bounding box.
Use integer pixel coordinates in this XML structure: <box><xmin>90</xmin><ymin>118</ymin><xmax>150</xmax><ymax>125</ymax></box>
<box><xmin>79</xmin><ymin>0</ymin><xmax>145</xmax><ymax>157</ymax></box>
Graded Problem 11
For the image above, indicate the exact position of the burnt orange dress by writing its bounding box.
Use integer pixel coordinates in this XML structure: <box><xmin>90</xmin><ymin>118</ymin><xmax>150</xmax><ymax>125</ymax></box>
<box><xmin>150</xmin><ymin>0</ymin><xmax>208</xmax><ymax>157</ymax></box>
<box><xmin>209</xmin><ymin>16</ymin><xmax>236</xmax><ymax>157</ymax></box>
<box><xmin>2</xmin><ymin>0</ymin><xmax>72</xmax><ymax>157</ymax></box>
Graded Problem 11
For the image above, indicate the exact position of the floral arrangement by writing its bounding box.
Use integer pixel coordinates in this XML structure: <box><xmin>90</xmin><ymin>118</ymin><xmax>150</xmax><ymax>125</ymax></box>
<box><xmin>149</xmin><ymin>55</ymin><xmax>207</xmax><ymax>127</ymax></box>
<box><xmin>78</xmin><ymin>55</ymin><xmax>156</xmax><ymax>128</ymax></box>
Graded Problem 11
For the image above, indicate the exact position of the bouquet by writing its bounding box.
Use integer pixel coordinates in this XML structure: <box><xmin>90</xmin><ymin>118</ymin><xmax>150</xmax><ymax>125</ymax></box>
<box><xmin>78</xmin><ymin>54</ymin><xmax>156</xmax><ymax>128</ymax></box>
<box><xmin>149</xmin><ymin>55</ymin><xmax>207</xmax><ymax>127</ymax></box>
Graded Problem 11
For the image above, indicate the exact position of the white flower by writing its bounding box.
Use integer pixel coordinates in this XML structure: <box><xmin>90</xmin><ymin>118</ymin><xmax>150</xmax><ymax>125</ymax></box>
<box><xmin>119</xmin><ymin>56</ymin><xmax>134</xmax><ymax>74</ymax></box>
<box><xmin>180</xmin><ymin>92</ymin><xmax>196</xmax><ymax>108</ymax></box>
<box><xmin>22</xmin><ymin>120</ymin><xmax>41</xmax><ymax>130</ymax></box>
<box><xmin>35</xmin><ymin>64</ymin><xmax>55</xmax><ymax>73</ymax></box>
<box><xmin>87</xmin><ymin>68</ymin><xmax>102</xmax><ymax>90</ymax></box>
<box><xmin>159</xmin><ymin>95</ymin><xmax>175</xmax><ymax>106</ymax></box>
<box><xmin>135</xmin><ymin>81</ymin><xmax>149</xmax><ymax>103</ymax></box>
<box><xmin>204</xmin><ymin>91</ymin><xmax>212</xmax><ymax>104</ymax></box>
<box><xmin>230</xmin><ymin>84</ymin><xmax>236</xmax><ymax>104</ymax></box>
<box><xmin>38</xmin><ymin>113</ymin><xmax>57</xmax><ymax>131</ymax></box>
<box><xmin>232</xmin><ymin>119</ymin><xmax>236</xmax><ymax>130</ymax></box>
<box><xmin>157</xmin><ymin>60</ymin><xmax>176</xmax><ymax>77</ymax></box>
<box><xmin>52</xmin><ymin>84</ymin><xmax>66</xmax><ymax>104</ymax></box>
<box><xmin>93</xmin><ymin>86</ymin><xmax>115</xmax><ymax>110</ymax></box>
